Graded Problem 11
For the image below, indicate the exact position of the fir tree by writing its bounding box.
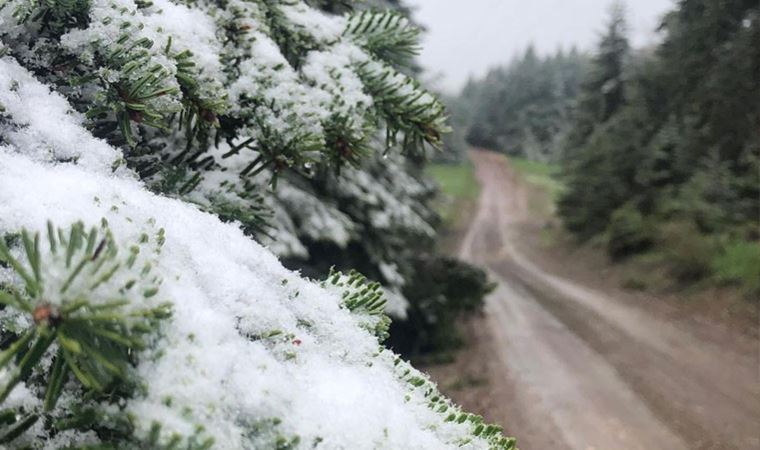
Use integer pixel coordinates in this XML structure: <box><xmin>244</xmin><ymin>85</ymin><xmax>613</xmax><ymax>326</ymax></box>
<box><xmin>557</xmin><ymin>0</ymin><xmax>759</xmax><ymax>283</ymax></box>
<box><xmin>0</xmin><ymin>0</ymin><xmax>513</xmax><ymax>448</ymax></box>
<box><xmin>564</xmin><ymin>0</ymin><xmax>629</xmax><ymax>153</ymax></box>
<box><xmin>557</xmin><ymin>1</ymin><xmax>633</xmax><ymax>238</ymax></box>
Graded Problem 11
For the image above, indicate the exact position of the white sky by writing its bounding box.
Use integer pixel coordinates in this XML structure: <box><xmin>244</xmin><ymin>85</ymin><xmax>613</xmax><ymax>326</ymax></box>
<box><xmin>406</xmin><ymin>0</ymin><xmax>675</xmax><ymax>93</ymax></box>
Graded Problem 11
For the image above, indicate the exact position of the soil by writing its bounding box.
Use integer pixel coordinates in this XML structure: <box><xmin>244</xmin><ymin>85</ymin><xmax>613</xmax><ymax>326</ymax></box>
<box><xmin>423</xmin><ymin>149</ymin><xmax>760</xmax><ymax>450</ymax></box>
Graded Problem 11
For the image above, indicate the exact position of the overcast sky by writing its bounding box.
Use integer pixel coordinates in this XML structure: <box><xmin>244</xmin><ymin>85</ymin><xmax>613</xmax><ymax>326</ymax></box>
<box><xmin>406</xmin><ymin>0</ymin><xmax>675</xmax><ymax>93</ymax></box>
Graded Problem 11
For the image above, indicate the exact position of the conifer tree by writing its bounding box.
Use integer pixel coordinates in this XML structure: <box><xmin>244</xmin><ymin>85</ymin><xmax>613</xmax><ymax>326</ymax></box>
<box><xmin>557</xmin><ymin>0</ymin><xmax>759</xmax><ymax>279</ymax></box>
<box><xmin>556</xmin><ymin>1</ymin><xmax>633</xmax><ymax>238</ymax></box>
<box><xmin>0</xmin><ymin>0</ymin><xmax>515</xmax><ymax>448</ymax></box>
<box><xmin>564</xmin><ymin>0</ymin><xmax>629</xmax><ymax>153</ymax></box>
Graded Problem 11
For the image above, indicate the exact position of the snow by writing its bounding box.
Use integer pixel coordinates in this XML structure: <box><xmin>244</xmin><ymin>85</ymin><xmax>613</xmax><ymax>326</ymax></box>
<box><xmin>0</xmin><ymin>55</ymin><xmax>123</xmax><ymax>173</ymax></box>
<box><xmin>143</xmin><ymin>0</ymin><xmax>224</xmax><ymax>80</ymax></box>
<box><xmin>227</xmin><ymin>29</ymin><xmax>328</xmax><ymax>145</ymax></box>
<box><xmin>301</xmin><ymin>42</ymin><xmax>374</xmax><ymax>129</ymax></box>
<box><xmin>276</xmin><ymin>181</ymin><xmax>356</xmax><ymax>248</ymax></box>
<box><xmin>60</xmin><ymin>0</ymin><xmax>186</xmax><ymax>118</ymax></box>
<box><xmin>0</xmin><ymin>0</ymin><xmax>492</xmax><ymax>445</ymax></box>
<box><xmin>0</xmin><ymin>54</ymin><xmax>493</xmax><ymax>448</ymax></box>
<box><xmin>383</xmin><ymin>287</ymin><xmax>410</xmax><ymax>319</ymax></box>
<box><xmin>336</xmin><ymin>159</ymin><xmax>436</xmax><ymax>238</ymax></box>
<box><xmin>279</xmin><ymin>2</ymin><xmax>346</xmax><ymax>44</ymax></box>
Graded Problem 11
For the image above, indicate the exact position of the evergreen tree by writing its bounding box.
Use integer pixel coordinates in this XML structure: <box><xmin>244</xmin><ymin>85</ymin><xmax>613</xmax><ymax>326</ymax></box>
<box><xmin>557</xmin><ymin>0</ymin><xmax>759</xmax><ymax>283</ymax></box>
<box><xmin>563</xmin><ymin>0</ymin><xmax>629</xmax><ymax>153</ymax></box>
<box><xmin>0</xmin><ymin>0</ymin><xmax>514</xmax><ymax>448</ymax></box>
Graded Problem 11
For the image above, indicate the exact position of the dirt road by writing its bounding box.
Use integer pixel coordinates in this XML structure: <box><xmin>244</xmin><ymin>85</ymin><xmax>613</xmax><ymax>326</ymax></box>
<box><xmin>458</xmin><ymin>150</ymin><xmax>760</xmax><ymax>450</ymax></box>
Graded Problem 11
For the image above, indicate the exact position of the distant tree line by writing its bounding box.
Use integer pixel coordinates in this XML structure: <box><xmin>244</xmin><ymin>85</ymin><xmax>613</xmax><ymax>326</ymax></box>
<box><xmin>458</xmin><ymin>46</ymin><xmax>588</xmax><ymax>162</ymax></box>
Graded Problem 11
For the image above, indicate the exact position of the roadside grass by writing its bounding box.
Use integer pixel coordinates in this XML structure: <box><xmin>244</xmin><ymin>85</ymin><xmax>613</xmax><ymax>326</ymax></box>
<box><xmin>712</xmin><ymin>239</ymin><xmax>760</xmax><ymax>295</ymax></box>
<box><xmin>425</xmin><ymin>162</ymin><xmax>480</xmax><ymax>226</ymax></box>
<box><xmin>506</xmin><ymin>156</ymin><xmax>563</xmax><ymax>218</ymax></box>
<box><xmin>606</xmin><ymin>222</ymin><xmax>760</xmax><ymax>297</ymax></box>
<box><xmin>507</xmin><ymin>155</ymin><xmax>758</xmax><ymax>296</ymax></box>
<box><xmin>507</xmin><ymin>156</ymin><xmax>563</xmax><ymax>201</ymax></box>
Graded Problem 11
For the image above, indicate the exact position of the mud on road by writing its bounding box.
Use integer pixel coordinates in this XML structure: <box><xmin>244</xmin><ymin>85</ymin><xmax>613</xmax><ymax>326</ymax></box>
<box><xmin>447</xmin><ymin>150</ymin><xmax>760</xmax><ymax>450</ymax></box>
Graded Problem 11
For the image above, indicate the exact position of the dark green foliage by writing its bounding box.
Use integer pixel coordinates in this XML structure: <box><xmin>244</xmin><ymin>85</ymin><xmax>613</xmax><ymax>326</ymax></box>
<box><xmin>227</xmin><ymin>118</ymin><xmax>324</xmax><ymax>184</ymax></box>
<box><xmin>274</xmin><ymin>151</ymin><xmax>493</xmax><ymax>358</ymax></box>
<box><xmin>325</xmin><ymin>268</ymin><xmax>391</xmax><ymax>341</ymax></box>
<box><xmin>306</xmin><ymin>0</ymin><xmax>354</xmax><ymax>14</ymax></box>
<box><xmin>606</xmin><ymin>203</ymin><xmax>654</xmax><ymax>259</ymax></box>
<box><xmin>11</xmin><ymin>0</ymin><xmax>90</xmax><ymax>33</ymax></box>
<box><xmin>261</xmin><ymin>0</ymin><xmax>323</xmax><ymax>69</ymax></box>
<box><xmin>713</xmin><ymin>240</ymin><xmax>760</xmax><ymax>295</ymax></box>
<box><xmin>89</xmin><ymin>43</ymin><xmax>181</xmax><ymax>147</ymax></box>
<box><xmin>558</xmin><ymin>104</ymin><xmax>649</xmax><ymax>239</ymax></box>
<box><xmin>0</xmin><ymin>410</ymin><xmax>38</xmax><ymax>444</ymax></box>
<box><xmin>0</xmin><ymin>0</ymin><xmax>447</xmax><ymax>230</ymax></box>
<box><xmin>0</xmin><ymin>222</ymin><xmax>171</xmax><ymax>446</ymax></box>
<box><xmin>198</xmin><ymin>190</ymin><xmax>273</xmax><ymax>237</ymax></box>
<box><xmin>564</xmin><ymin>1</ymin><xmax>628</xmax><ymax>152</ymax></box>
<box><xmin>658</xmin><ymin>221</ymin><xmax>717</xmax><ymax>282</ymax></box>
<box><xmin>56</xmin><ymin>420</ymin><xmax>215</xmax><ymax>449</ymax></box>
<box><xmin>357</xmin><ymin>61</ymin><xmax>449</xmax><ymax>154</ymax></box>
<box><xmin>168</xmin><ymin>39</ymin><xmax>228</xmax><ymax>152</ymax></box>
<box><xmin>556</xmin><ymin>0</ymin><xmax>759</xmax><ymax>288</ymax></box>
<box><xmin>387</xmin><ymin>256</ymin><xmax>494</xmax><ymax>357</ymax></box>
<box><xmin>344</xmin><ymin>10</ymin><xmax>420</xmax><ymax>68</ymax></box>
<box><xmin>0</xmin><ymin>0</ymin><xmax>518</xmax><ymax>446</ymax></box>
<box><xmin>322</xmin><ymin>114</ymin><xmax>373</xmax><ymax>172</ymax></box>
<box><xmin>560</xmin><ymin>2</ymin><xmax>632</xmax><ymax>227</ymax></box>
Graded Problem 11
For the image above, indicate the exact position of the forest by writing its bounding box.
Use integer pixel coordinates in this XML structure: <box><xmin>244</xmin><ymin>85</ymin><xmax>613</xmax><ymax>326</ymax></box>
<box><xmin>454</xmin><ymin>0</ymin><xmax>759</xmax><ymax>293</ymax></box>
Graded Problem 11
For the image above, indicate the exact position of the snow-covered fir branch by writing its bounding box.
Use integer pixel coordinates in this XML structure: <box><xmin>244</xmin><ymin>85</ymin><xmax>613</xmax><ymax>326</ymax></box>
<box><xmin>0</xmin><ymin>0</ymin><xmax>514</xmax><ymax>448</ymax></box>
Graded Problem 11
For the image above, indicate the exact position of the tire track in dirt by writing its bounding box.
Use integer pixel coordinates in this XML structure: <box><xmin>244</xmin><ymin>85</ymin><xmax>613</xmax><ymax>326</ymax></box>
<box><xmin>459</xmin><ymin>149</ymin><xmax>760</xmax><ymax>450</ymax></box>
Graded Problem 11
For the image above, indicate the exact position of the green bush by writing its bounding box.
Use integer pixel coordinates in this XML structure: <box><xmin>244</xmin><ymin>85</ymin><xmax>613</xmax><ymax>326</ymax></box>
<box><xmin>621</xmin><ymin>276</ymin><xmax>648</xmax><ymax>291</ymax></box>
<box><xmin>387</xmin><ymin>256</ymin><xmax>494</xmax><ymax>357</ymax></box>
<box><xmin>713</xmin><ymin>239</ymin><xmax>760</xmax><ymax>295</ymax></box>
<box><xmin>658</xmin><ymin>221</ymin><xmax>717</xmax><ymax>282</ymax></box>
<box><xmin>606</xmin><ymin>203</ymin><xmax>654</xmax><ymax>259</ymax></box>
